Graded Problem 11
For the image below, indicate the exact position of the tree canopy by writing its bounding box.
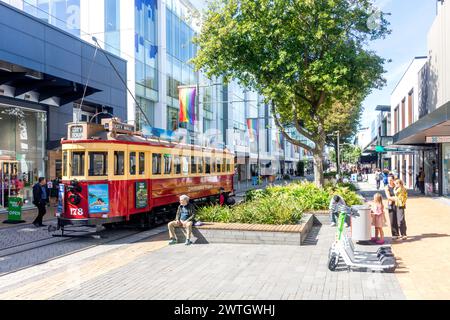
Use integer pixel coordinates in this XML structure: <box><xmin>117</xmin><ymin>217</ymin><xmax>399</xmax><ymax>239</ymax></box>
<box><xmin>192</xmin><ymin>0</ymin><xmax>390</xmax><ymax>185</ymax></box>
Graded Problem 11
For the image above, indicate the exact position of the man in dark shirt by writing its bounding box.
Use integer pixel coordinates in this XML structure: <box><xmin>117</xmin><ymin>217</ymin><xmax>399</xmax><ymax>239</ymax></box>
<box><xmin>168</xmin><ymin>195</ymin><xmax>196</xmax><ymax>245</ymax></box>
<box><xmin>32</xmin><ymin>177</ymin><xmax>49</xmax><ymax>227</ymax></box>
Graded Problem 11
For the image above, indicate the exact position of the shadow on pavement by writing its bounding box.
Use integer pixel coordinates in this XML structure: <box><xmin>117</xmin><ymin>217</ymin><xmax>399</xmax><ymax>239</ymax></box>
<box><xmin>394</xmin><ymin>233</ymin><xmax>450</xmax><ymax>244</ymax></box>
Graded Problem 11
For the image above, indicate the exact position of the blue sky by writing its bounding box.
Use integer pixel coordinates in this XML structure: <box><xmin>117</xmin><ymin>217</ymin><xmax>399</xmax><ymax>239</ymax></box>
<box><xmin>191</xmin><ymin>0</ymin><xmax>437</xmax><ymax>128</ymax></box>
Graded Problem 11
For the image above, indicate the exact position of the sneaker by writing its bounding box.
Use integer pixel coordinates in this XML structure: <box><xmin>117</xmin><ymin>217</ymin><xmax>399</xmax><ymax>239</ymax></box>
<box><xmin>168</xmin><ymin>239</ymin><xmax>177</xmax><ymax>245</ymax></box>
<box><xmin>33</xmin><ymin>222</ymin><xmax>40</xmax><ymax>228</ymax></box>
<box><xmin>185</xmin><ymin>239</ymin><xmax>192</xmax><ymax>246</ymax></box>
<box><xmin>371</xmin><ymin>237</ymin><xmax>377</xmax><ymax>242</ymax></box>
<box><xmin>330</xmin><ymin>222</ymin><xmax>336</xmax><ymax>227</ymax></box>
<box><xmin>402</xmin><ymin>236</ymin><xmax>408</xmax><ymax>240</ymax></box>
<box><xmin>392</xmin><ymin>236</ymin><xmax>399</xmax><ymax>240</ymax></box>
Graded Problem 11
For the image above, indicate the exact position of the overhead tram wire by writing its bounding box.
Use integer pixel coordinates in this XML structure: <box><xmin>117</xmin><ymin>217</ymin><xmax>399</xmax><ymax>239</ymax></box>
<box><xmin>19</xmin><ymin>1</ymin><xmax>263</xmax><ymax>122</ymax></box>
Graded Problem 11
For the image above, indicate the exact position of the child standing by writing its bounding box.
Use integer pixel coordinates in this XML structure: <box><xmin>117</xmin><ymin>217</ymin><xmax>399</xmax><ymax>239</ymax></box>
<box><xmin>370</xmin><ymin>193</ymin><xmax>385</xmax><ymax>245</ymax></box>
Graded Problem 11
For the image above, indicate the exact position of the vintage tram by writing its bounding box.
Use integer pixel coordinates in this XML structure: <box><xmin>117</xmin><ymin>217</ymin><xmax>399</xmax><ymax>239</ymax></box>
<box><xmin>55</xmin><ymin>118</ymin><xmax>234</xmax><ymax>232</ymax></box>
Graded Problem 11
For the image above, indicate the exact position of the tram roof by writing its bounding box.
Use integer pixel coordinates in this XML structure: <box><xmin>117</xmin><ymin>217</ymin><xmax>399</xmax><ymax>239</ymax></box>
<box><xmin>61</xmin><ymin>132</ymin><xmax>232</xmax><ymax>154</ymax></box>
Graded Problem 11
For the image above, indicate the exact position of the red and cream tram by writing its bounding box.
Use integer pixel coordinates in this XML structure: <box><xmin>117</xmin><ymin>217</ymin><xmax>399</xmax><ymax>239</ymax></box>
<box><xmin>56</xmin><ymin>119</ymin><xmax>234</xmax><ymax>230</ymax></box>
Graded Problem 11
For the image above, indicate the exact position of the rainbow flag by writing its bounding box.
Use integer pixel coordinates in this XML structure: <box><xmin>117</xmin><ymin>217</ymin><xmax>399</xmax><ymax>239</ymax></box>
<box><xmin>246</xmin><ymin>119</ymin><xmax>258</xmax><ymax>142</ymax></box>
<box><xmin>179</xmin><ymin>87</ymin><xmax>196</xmax><ymax>125</ymax></box>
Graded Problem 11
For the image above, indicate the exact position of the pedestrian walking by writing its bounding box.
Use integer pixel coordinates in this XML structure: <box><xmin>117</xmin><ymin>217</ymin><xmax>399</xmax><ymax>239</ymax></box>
<box><xmin>382</xmin><ymin>169</ymin><xmax>389</xmax><ymax>187</ymax></box>
<box><xmin>384</xmin><ymin>175</ymin><xmax>400</xmax><ymax>240</ymax></box>
<box><xmin>375</xmin><ymin>168</ymin><xmax>382</xmax><ymax>190</ymax></box>
<box><xmin>394</xmin><ymin>179</ymin><xmax>408</xmax><ymax>240</ymax></box>
<box><xmin>32</xmin><ymin>177</ymin><xmax>49</xmax><ymax>227</ymax></box>
<box><xmin>418</xmin><ymin>168</ymin><xmax>425</xmax><ymax>194</ymax></box>
<box><xmin>167</xmin><ymin>195</ymin><xmax>196</xmax><ymax>245</ymax></box>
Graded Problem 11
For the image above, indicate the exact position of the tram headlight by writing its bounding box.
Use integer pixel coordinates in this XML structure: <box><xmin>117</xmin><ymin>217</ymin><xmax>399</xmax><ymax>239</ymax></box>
<box><xmin>68</xmin><ymin>194</ymin><xmax>81</xmax><ymax>205</ymax></box>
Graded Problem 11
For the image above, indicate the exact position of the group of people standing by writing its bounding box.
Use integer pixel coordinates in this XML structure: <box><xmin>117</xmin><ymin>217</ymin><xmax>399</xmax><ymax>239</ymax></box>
<box><xmin>329</xmin><ymin>172</ymin><xmax>408</xmax><ymax>245</ymax></box>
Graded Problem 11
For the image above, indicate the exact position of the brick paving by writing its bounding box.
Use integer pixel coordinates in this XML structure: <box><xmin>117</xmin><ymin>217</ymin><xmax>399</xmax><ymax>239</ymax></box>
<box><xmin>357</xmin><ymin>181</ymin><xmax>450</xmax><ymax>300</ymax></box>
<box><xmin>0</xmin><ymin>220</ymin><xmax>405</xmax><ymax>300</ymax></box>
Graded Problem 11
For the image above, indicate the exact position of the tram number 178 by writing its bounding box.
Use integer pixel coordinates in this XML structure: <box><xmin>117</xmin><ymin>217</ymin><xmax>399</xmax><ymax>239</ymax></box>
<box><xmin>70</xmin><ymin>208</ymin><xmax>84</xmax><ymax>216</ymax></box>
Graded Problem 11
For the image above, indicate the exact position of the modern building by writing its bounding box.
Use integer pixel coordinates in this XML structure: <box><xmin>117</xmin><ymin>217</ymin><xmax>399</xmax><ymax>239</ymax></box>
<box><xmin>390</xmin><ymin>57</ymin><xmax>428</xmax><ymax>189</ymax></box>
<box><xmin>1</xmin><ymin>0</ymin><xmax>305</xmax><ymax>189</ymax></box>
<box><xmin>391</xmin><ymin>0</ymin><xmax>450</xmax><ymax>196</ymax></box>
<box><xmin>0</xmin><ymin>1</ymin><xmax>127</xmax><ymax>210</ymax></box>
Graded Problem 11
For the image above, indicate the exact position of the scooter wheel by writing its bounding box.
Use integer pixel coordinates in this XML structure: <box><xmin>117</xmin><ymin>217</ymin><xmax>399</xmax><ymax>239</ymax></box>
<box><xmin>328</xmin><ymin>253</ymin><xmax>338</xmax><ymax>271</ymax></box>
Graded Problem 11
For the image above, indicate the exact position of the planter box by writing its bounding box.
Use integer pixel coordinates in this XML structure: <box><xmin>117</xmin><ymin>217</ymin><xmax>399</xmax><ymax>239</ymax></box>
<box><xmin>174</xmin><ymin>214</ymin><xmax>314</xmax><ymax>246</ymax></box>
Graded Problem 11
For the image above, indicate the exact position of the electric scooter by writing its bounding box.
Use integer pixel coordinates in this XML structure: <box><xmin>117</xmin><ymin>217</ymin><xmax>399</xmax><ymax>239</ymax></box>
<box><xmin>328</xmin><ymin>207</ymin><xmax>397</xmax><ymax>272</ymax></box>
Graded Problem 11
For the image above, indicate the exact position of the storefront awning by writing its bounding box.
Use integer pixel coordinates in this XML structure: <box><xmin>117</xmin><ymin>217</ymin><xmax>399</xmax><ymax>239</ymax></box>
<box><xmin>394</xmin><ymin>101</ymin><xmax>450</xmax><ymax>145</ymax></box>
<box><xmin>0</xmin><ymin>64</ymin><xmax>100</xmax><ymax>107</ymax></box>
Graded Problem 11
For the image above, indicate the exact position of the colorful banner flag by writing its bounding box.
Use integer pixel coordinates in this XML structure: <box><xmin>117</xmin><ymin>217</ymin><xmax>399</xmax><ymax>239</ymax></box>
<box><xmin>246</xmin><ymin>119</ymin><xmax>258</xmax><ymax>142</ymax></box>
<box><xmin>179</xmin><ymin>87</ymin><xmax>196</xmax><ymax>125</ymax></box>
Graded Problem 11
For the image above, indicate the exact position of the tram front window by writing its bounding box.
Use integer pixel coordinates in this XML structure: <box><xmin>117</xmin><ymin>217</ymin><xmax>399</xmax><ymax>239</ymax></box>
<box><xmin>71</xmin><ymin>152</ymin><xmax>85</xmax><ymax>176</ymax></box>
<box><xmin>89</xmin><ymin>152</ymin><xmax>108</xmax><ymax>176</ymax></box>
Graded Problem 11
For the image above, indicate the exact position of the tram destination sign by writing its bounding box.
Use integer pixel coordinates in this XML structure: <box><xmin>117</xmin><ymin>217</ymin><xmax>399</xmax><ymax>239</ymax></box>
<box><xmin>103</xmin><ymin>119</ymin><xmax>135</xmax><ymax>134</ymax></box>
<box><xmin>426</xmin><ymin>136</ymin><xmax>450</xmax><ymax>143</ymax></box>
<box><xmin>70</xmin><ymin>125</ymin><xmax>84</xmax><ymax>139</ymax></box>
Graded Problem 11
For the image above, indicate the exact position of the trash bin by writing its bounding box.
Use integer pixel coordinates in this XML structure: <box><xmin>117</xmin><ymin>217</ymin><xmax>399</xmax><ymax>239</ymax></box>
<box><xmin>351</xmin><ymin>205</ymin><xmax>371</xmax><ymax>242</ymax></box>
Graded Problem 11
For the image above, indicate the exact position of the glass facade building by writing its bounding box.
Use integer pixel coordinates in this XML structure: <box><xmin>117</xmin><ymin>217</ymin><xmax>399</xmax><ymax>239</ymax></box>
<box><xmin>1</xmin><ymin>0</ymin><xmax>305</xmax><ymax>188</ymax></box>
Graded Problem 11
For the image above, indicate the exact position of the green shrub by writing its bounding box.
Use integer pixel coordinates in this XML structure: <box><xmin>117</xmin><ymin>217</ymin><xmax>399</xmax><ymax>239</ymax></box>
<box><xmin>197</xmin><ymin>181</ymin><xmax>362</xmax><ymax>225</ymax></box>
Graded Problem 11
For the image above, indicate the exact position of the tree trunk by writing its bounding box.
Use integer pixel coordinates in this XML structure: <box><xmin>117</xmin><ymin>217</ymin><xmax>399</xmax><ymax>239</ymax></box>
<box><xmin>313</xmin><ymin>151</ymin><xmax>324</xmax><ymax>187</ymax></box>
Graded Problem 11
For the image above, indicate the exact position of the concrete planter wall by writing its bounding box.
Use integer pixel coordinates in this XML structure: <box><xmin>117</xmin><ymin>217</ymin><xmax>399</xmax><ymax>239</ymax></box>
<box><xmin>174</xmin><ymin>214</ymin><xmax>315</xmax><ymax>246</ymax></box>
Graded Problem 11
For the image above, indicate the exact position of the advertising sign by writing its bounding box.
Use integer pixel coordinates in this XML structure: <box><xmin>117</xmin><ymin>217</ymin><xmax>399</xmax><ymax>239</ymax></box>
<box><xmin>7</xmin><ymin>197</ymin><xmax>23</xmax><ymax>222</ymax></box>
<box><xmin>88</xmin><ymin>184</ymin><xmax>109</xmax><ymax>214</ymax></box>
<box><xmin>57</xmin><ymin>184</ymin><xmax>65</xmax><ymax>215</ymax></box>
<box><xmin>135</xmin><ymin>181</ymin><xmax>148</xmax><ymax>209</ymax></box>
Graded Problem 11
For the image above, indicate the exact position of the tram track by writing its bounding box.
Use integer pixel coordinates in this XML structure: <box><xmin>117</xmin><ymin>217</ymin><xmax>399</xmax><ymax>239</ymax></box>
<box><xmin>0</xmin><ymin>223</ymin><xmax>167</xmax><ymax>277</ymax></box>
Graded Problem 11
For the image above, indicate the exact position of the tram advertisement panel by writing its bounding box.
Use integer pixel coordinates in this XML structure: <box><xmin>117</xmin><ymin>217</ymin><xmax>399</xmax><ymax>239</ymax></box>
<box><xmin>88</xmin><ymin>184</ymin><xmax>110</xmax><ymax>213</ymax></box>
<box><xmin>135</xmin><ymin>181</ymin><xmax>148</xmax><ymax>209</ymax></box>
<box><xmin>57</xmin><ymin>184</ymin><xmax>65</xmax><ymax>214</ymax></box>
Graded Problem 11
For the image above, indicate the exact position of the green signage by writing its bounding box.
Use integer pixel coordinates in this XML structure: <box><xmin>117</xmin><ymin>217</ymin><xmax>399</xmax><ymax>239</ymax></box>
<box><xmin>135</xmin><ymin>182</ymin><xmax>148</xmax><ymax>209</ymax></box>
<box><xmin>375</xmin><ymin>146</ymin><xmax>385</xmax><ymax>153</ymax></box>
<box><xmin>6</xmin><ymin>197</ymin><xmax>24</xmax><ymax>223</ymax></box>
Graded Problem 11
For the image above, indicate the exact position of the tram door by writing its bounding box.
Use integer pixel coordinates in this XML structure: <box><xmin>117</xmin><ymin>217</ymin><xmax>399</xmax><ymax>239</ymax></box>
<box><xmin>0</xmin><ymin>161</ymin><xmax>19</xmax><ymax>209</ymax></box>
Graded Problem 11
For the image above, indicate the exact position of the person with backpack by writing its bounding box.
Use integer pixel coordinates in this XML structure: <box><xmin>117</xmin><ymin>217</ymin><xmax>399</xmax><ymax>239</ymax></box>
<box><xmin>382</xmin><ymin>169</ymin><xmax>389</xmax><ymax>187</ymax></box>
<box><xmin>375</xmin><ymin>168</ymin><xmax>382</xmax><ymax>190</ymax></box>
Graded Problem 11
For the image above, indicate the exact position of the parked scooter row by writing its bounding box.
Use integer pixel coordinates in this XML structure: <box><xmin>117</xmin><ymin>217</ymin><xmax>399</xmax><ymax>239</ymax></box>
<box><xmin>328</xmin><ymin>207</ymin><xmax>397</xmax><ymax>272</ymax></box>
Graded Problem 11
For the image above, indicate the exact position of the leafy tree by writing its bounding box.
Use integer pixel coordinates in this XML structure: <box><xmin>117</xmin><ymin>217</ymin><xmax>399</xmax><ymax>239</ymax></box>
<box><xmin>192</xmin><ymin>0</ymin><xmax>389</xmax><ymax>186</ymax></box>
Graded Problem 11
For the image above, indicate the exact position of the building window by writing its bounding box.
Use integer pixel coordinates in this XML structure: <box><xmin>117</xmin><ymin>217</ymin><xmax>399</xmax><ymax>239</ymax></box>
<box><xmin>408</xmin><ymin>90</ymin><xmax>414</xmax><ymax>126</ymax></box>
<box><xmin>167</xmin><ymin>107</ymin><xmax>178</xmax><ymax>131</ymax></box>
<box><xmin>394</xmin><ymin>106</ymin><xmax>399</xmax><ymax>134</ymax></box>
<box><xmin>401</xmin><ymin>98</ymin><xmax>406</xmax><ymax>130</ymax></box>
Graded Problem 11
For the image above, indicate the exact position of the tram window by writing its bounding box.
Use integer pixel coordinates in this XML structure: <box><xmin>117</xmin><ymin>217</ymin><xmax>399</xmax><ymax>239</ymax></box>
<box><xmin>71</xmin><ymin>151</ymin><xmax>85</xmax><ymax>176</ymax></box>
<box><xmin>139</xmin><ymin>152</ymin><xmax>145</xmax><ymax>175</ymax></box>
<box><xmin>226</xmin><ymin>159</ymin><xmax>231</xmax><ymax>172</ymax></box>
<box><xmin>182</xmin><ymin>156</ymin><xmax>189</xmax><ymax>175</ymax></box>
<box><xmin>191</xmin><ymin>156</ymin><xmax>197</xmax><ymax>174</ymax></box>
<box><xmin>174</xmin><ymin>156</ymin><xmax>181</xmax><ymax>174</ymax></box>
<box><xmin>114</xmin><ymin>151</ymin><xmax>124</xmax><ymax>175</ymax></box>
<box><xmin>205</xmin><ymin>157</ymin><xmax>211</xmax><ymax>174</ymax></box>
<box><xmin>129</xmin><ymin>152</ymin><xmax>136</xmax><ymax>175</ymax></box>
<box><xmin>88</xmin><ymin>152</ymin><xmax>107</xmax><ymax>176</ymax></box>
<box><xmin>63</xmin><ymin>151</ymin><xmax>68</xmax><ymax>177</ymax></box>
<box><xmin>152</xmin><ymin>154</ymin><xmax>161</xmax><ymax>175</ymax></box>
<box><xmin>152</xmin><ymin>153</ymin><xmax>161</xmax><ymax>174</ymax></box>
<box><xmin>197</xmin><ymin>157</ymin><xmax>203</xmax><ymax>173</ymax></box>
<box><xmin>164</xmin><ymin>154</ymin><xmax>172</xmax><ymax>174</ymax></box>
<box><xmin>211</xmin><ymin>158</ymin><xmax>216</xmax><ymax>173</ymax></box>
<box><xmin>216</xmin><ymin>159</ymin><xmax>222</xmax><ymax>173</ymax></box>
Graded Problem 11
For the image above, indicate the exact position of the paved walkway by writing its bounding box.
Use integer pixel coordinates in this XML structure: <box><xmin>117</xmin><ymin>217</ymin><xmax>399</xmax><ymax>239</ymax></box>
<box><xmin>357</xmin><ymin>181</ymin><xmax>450</xmax><ymax>300</ymax></box>
<box><xmin>0</xmin><ymin>221</ymin><xmax>405</xmax><ymax>300</ymax></box>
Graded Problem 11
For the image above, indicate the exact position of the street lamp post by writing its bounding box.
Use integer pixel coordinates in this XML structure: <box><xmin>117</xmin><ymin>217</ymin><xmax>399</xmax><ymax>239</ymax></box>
<box><xmin>336</xmin><ymin>130</ymin><xmax>340</xmax><ymax>175</ymax></box>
